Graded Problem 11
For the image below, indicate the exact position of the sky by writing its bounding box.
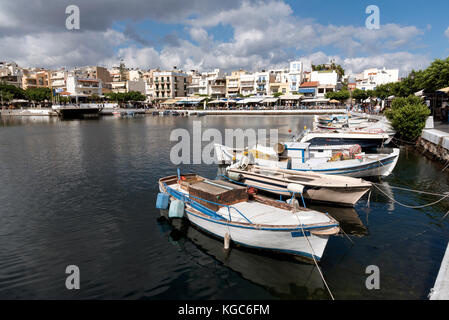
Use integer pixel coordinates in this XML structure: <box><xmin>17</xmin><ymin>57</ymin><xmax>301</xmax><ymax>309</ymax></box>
<box><xmin>0</xmin><ymin>0</ymin><xmax>448</xmax><ymax>76</ymax></box>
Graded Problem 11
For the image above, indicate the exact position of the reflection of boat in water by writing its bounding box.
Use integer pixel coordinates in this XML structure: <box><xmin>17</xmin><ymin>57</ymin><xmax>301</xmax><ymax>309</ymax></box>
<box><xmin>158</xmin><ymin>215</ymin><xmax>329</xmax><ymax>299</ymax></box>
<box><xmin>308</xmin><ymin>204</ymin><xmax>369</xmax><ymax>237</ymax></box>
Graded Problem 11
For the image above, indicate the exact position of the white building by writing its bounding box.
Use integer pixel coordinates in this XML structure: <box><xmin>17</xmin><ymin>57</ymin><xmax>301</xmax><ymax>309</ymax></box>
<box><xmin>288</xmin><ymin>61</ymin><xmax>304</xmax><ymax>93</ymax></box>
<box><xmin>66</xmin><ymin>75</ymin><xmax>102</xmax><ymax>96</ymax></box>
<box><xmin>0</xmin><ymin>61</ymin><xmax>23</xmax><ymax>87</ymax></box>
<box><xmin>310</xmin><ymin>70</ymin><xmax>338</xmax><ymax>86</ymax></box>
<box><xmin>355</xmin><ymin>67</ymin><xmax>399</xmax><ymax>91</ymax></box>
<box><xmin>239</xmin><ymin>74</ymin><xmax>256</xmax><ymax>96</ymax></box>
<box><xmin>188</xmin><ymin>69</ymin><xmax>225</xmax><ymax>98</ymax></box>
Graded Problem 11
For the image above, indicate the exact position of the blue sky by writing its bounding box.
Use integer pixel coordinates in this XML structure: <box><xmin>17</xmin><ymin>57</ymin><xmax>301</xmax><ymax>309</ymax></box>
<box><xmin>0</xmin><ymin>0</ymin><xmax>448</xmax><ymax>75</ymax></box>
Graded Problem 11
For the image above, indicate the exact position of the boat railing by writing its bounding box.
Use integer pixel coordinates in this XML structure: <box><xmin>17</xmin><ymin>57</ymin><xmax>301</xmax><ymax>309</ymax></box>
<box><xmin>164</xmin><ymin>183</ymin><xmax>253</xmax><ymax>224</ymax></box>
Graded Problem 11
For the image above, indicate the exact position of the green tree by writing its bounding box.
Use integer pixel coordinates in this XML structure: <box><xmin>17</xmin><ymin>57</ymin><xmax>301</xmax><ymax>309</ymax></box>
<box><xmin>326</xmin><ymin>89</ymin><xmax>350</xmax><ymax>102</ymax></box>
<box><xmin>25</xmin><ymin>87</ymin><xmax>51</xmax><ymax>105</ymax></box>
<box><xmin>385</xmin><ymin>95</ymin><xmax>430</xmax><ymax>141</ymax></box>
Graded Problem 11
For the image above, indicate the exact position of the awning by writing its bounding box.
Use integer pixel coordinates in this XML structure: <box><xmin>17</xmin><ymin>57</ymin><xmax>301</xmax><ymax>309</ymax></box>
<box><xmin>280</xmin><ymin>95</ymin><xmax>302</xmax><ymax>100</ymax></box>
<box><xmin>415</xmin><ymin>90</ymin><xmax>425</xmax><ymax>97</ymax></box>
<box><xmin>302</xmin><ymin>98</ymin><xmax>330</xmax><ymax>103</ymax></box>
<box><xmin>298</xmin><ymin>88</ymin><xmax>315</xmax><ymax>94</ymax></box>
<box><xmin>329</xmin><ymin>99</ymin><xmax>340</xmax><ymax>103</ymax></box>
<box><xmin>437</xmin><ymin>87</ymin><xmax>449</xmax><ymax>94</ymax></box>
<box><xmin>236</xmin><ymin>97</ymin><xmax>264</xmax><ymax>104</ymax></box>
<box><xmin>262</xmin><ymin>98</ymin><xmax>279</xmax><ymax>103</ymax></box>
<box><xmin>208</xmin><ymin>99</ymin><xmax>225</xmax><ymax>104</ymax></box>
<box><xmin>161</xmin><ymin>99</ymin><xmax>179</xmax><ymax>104</ymax></box>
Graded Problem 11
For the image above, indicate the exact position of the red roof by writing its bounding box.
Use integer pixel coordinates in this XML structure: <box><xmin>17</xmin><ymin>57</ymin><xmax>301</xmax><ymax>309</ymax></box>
<box><xmin>300</xmin><ymin>81</ymin><xmax>319</xmax><ymax>87</ymax></box>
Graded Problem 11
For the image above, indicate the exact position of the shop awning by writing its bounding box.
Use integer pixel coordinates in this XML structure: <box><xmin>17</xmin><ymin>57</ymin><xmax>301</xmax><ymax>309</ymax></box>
<box><xmin>262</xmin><ymin>98</ymin><xmax>279</xmax><ymax>103</ymax></box>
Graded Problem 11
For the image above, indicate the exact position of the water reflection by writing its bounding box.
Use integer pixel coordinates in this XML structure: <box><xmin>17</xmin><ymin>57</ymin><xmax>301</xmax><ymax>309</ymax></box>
<box><xmin>157</xmin><ymin>215</ymin><xmax>329</xmax><ymax>299</ymax></box>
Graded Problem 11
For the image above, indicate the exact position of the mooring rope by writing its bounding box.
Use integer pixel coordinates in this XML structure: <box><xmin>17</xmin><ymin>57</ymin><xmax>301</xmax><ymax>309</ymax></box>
<box><xmin>372</xmin><ymin>183</ymin><xmax>449</xmax><ymax>198</ymax></box>
<box><xmin>297</xmin><ymin>219</ymin><xmax>335</xmax><ymax>300</ymax></box>
<box><xmin>372</xmin><ymin>183</ymin><xmax>449</xmax><ymax>209</ymax></box>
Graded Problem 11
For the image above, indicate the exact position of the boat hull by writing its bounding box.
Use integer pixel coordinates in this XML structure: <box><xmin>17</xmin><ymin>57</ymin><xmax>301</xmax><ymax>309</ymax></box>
<box><xmin>228</xmin><ymin>172</ymin><xmax>370</xmax><ymax>206</ymax></box>
<box><xmin>159</xmin><ymin>177</ymin><xmax>338</xmax><ymax>262</ymax></box>
<box><xmin>185</xmin><ymin>208</ymin><xmax>331</xmax><ymax>261</ymax></box>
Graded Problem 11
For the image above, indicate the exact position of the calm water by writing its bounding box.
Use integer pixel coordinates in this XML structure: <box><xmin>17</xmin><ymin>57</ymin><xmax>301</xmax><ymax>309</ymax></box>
<box><xmin>0</xmin><ymin>115</ymin><xmax>448</xmax><ymax>300</ymax></box>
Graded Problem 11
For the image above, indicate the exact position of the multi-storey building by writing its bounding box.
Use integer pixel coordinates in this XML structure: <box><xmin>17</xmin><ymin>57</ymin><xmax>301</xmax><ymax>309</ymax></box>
<box><xmin>187</xmin><ymin>69</ymin><xmax>226</xmax><ymax>98</ymax></box>
<box><xmin>268</xmin><ymin>68</ymin><xmax>289</xmax><ymax>95</ymax></box>
<box><xmin>21</xmin><ymin>69</ymin><xmax>51</xmax><ymax>89</ymax></box>
<box><xmin>153</xmin><ymin>70</ymin><xmax>190</xmax><ymax>99</ymax></box>
<box><xmin>355</xmin><ymin>67</ymin><xmax>399</xmax><ymax>91</ymax></box>
<box><xmin>49</xmin><ymin>69</ymin><xmax>68</xmax><ymax>93</ymax></box>
<box><xmin>66</xmin><ymin>75</ymin><xmax>102</xmax><ymax>96</ymax></box>
<box><xmin>239</xmin><ymin>73</ymin><xmax>256</xmax><ymax>96</ymax></box>
<box><xmin>226</xmin><ymin>70</ymin><xmax>246</xmax><ymax>97</ymax></box>
<box><xmin>0</xmin><ymin>61</ymin><xmax>23</xmax><ymax>87</ymax></box>
<box><xmin>288</xmin><ymin>61</ymin><xmax>304</xmax><ymax>93</ymax></box>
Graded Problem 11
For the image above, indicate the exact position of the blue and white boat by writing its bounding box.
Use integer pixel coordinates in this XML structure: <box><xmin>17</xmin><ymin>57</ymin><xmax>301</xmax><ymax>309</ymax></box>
<box><xmin>215</xmin><ymin>142</ymin><xmax>400</xmax><ymax>178</ymax></box>
<box><xmin>158</xmin><ymin>174</ymin><xmax>340</xmax><ymax>262</ymax></box>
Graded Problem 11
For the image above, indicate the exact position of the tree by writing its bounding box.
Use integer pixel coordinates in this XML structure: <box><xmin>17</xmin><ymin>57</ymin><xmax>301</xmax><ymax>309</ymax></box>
<box><xmin>352</xmin><ymin>89</ymin><xmax>368</xmax><ymax>102</ymax></box>
<box><xmin>325</xmin><ymin>89</ymin><xmax>350</xmax><ymax>102</ymax></box>
<box><xmin>385</xmin><ymin>95</ymin><xmax>430</xmax><ymax>141</ymax></box>
<box><xmin>25</xmin><ymin>87</ymin><xmax>51</xmax><ymax>106</ymax></box>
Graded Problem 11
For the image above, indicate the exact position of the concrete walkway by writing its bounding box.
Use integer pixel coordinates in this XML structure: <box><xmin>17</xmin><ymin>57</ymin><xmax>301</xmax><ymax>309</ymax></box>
<box><xmin>430</xmin><ymin>242</ymin><xmax>449</xmax><ymax>300</ymax></box>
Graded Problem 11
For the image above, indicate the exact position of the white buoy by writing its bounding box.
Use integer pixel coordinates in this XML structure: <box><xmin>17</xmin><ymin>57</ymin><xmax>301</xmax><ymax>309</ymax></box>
<box><xmin>224</xmin><ymin>232</ymin><xmax>230</xmax><ymax>250</ymax></box>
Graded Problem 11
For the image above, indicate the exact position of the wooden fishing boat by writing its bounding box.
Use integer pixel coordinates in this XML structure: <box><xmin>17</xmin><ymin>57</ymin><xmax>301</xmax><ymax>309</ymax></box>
<box><xmin>215</xmin><ymin>142</ymin><xmax>400</xmax><ymax>178</ymax></box>
<box><xmin>226</xmin><ymin>165</ymin><xmax>372</xmax><ymax>206</ymax></box>
<box><xmin>158</xmin><ymin>174</ymin><xmax>340</xmax><ymax>262</ymax></box>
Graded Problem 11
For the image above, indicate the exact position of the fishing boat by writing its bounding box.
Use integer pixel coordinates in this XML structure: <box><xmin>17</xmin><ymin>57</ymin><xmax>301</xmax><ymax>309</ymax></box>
<box><xmin>225</xmin><ymin>165</ymin><xmax>372</xmax><ymax>206</ymax></box>
<box><xmin>215</xmin><ymin>142</ymin><xmax>400</xmax><ymax>178</ymax></box>
<box><xmin>298</xmin><ymin>129</ymin><xmax>392</xmax><ymax>149</ymax></box>
<box><xmin>158</xmin><ymin>173</ymin><xmax>340</xmax><ymax>262</ymax></box>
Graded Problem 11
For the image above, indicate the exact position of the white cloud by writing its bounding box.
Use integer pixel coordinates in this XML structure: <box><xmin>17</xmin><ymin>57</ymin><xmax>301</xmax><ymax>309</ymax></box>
<box><xmin>445</xmin><ymin>27</ymin><xmax>449</xmax><ymax>39</ymax></box>
<box><xmin>0</xmin><ymin>0</ymin><xmax>431</xmax><ymax>76</ymax></box>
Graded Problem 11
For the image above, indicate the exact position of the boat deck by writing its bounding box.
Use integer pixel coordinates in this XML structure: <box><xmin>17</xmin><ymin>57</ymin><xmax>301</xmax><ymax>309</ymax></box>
<box><xmin>168</xmin><ymin>183</ymin><xmax>333</xmax><ymax>227</ymax></box>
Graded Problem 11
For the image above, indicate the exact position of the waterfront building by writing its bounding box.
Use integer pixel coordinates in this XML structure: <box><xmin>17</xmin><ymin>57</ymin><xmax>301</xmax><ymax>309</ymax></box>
<box><xmin>66</xmin><ymin>75</ymin><xmax>102</xmax><ymax>96</ymax></box>
<box><xmin>0</xmin><ymin>61</ymin><xmax>23</xmax><ymax>88</ymax></box>
<box><xmin>298</xmin><ymin>81</ymin><xmax>319</xmax><ymax>98</ymax></box>
<box><xmin>254</xmin><ymin>71</ymin><xmax>273</xmax><ymax>96</ymax></box>
<box><xmin>188</xmin><ymin>68</ymin><xmax>226</xmax><ymax>98</ymax></box>
<box><xmin>288</xmin><ymin>60</ymin><xmax>304</xmax><ymax>93</ymax></box>
<box><xmin>226</xmin><ymin>70</ymin><xmax>247</xmax><ymax>97</ymax></box>
<box><xmin>268</xmin><ymin>68</ymin><xmax>290</xmax><ymax>95</ymax></box>
<box><xmin>73</xmin><ymin>66</ymin><xmax>112</xmax><ymax>84</ymax></box>
<box><xmin>355</xmin><ymin>67</ymin><xmax>399</xmax><ymax>91</ymax></box>
<box><xmin>153</xmin><ymin>70</ymin><xmax>190</xmax><ymax>100</ymax></box>
<box><xmin>50</xmin><ymin>69</ymin><xmax>68</xmax><ymax>93</ymax></box>
<box><xmin>239</xmin><ymin>73</ymin><xmax>256</xmax><ymax>96</ymax></box>
<box><xmin>21</xmin><ymin>69</ymin><xmax>51</xmax><ymax>89</ymax></box>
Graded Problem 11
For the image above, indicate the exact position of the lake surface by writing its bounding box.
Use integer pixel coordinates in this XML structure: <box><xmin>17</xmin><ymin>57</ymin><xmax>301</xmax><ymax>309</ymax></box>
<box><xmin>0</xmin><ymin>115</ymin><xmax>448</xmax><ymax>299</ymax></box>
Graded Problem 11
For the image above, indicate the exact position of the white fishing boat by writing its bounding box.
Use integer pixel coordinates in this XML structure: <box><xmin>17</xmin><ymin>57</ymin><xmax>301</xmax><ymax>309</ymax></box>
<box><xmin>158</xmin><ymin>174</ymin><xmax>340</xmax><ymax>262</ymax></box>
<box><xmin>297</xmin><ymin>129</ymin><xmax>393</xmax><ymax>149</ymax></box>
<box><xmin>225</xmin><ymin>165</ymin><xmax>372</xmax><ymax>206</ymax></box>
<box><xmin>214</xmin><ymin>142</ymin><xmax>400</xmax><ymax>178</ymax></box>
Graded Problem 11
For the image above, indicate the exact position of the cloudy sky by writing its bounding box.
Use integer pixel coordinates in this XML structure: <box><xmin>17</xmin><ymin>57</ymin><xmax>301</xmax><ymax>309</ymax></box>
<box><xmin>1</xmin><ymin>0</ymin><xmax>448</xmax><ymax>76</ymax></box>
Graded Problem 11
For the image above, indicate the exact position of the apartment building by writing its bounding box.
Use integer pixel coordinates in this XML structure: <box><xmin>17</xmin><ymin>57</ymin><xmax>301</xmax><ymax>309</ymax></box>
<box><xmin>66</xmin><ymin>75</ymin><xmax>102</xmax><ymax>96</ymax></box>
<box><xmin>268</xmin><ymin>68</ymin><xmax>289</xmax><ymax>95</ymax></box>
<box><xmin>226</xmin><ymin>70</ymin><xmax>246</xmax><ymax>97</ymax></box>
<box><xmin>0</xmin><ymin>62</ymin><xmax>22</xmax><ymax>87</ymax></box>
<box><xmin>288</xmin><ymin>61</ymin><xmax>304</xmax><ymax>93</ymax></box>
<box><xmin>188</xmin><ymin>69</ymin><xmax>226</xmax><ymax>98</ymax></box>
<box><xmin>355</xmin><ymin>67</ymin><xmax>399</xmax><ymax>91</ymax></box>
<box><xmin>153</xmin><ymin>70</ymin><xmax>190</xmax><ymax>99</ymax></box>
<box><xmin>21</xmin><ymin>69</ymin><xmax>51</xmax><ymax>89</ymax></box>
<box><xmin>50</xmin><ymin>69</ymin><xmax>68</xmax><ymax>93</ymax></box>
